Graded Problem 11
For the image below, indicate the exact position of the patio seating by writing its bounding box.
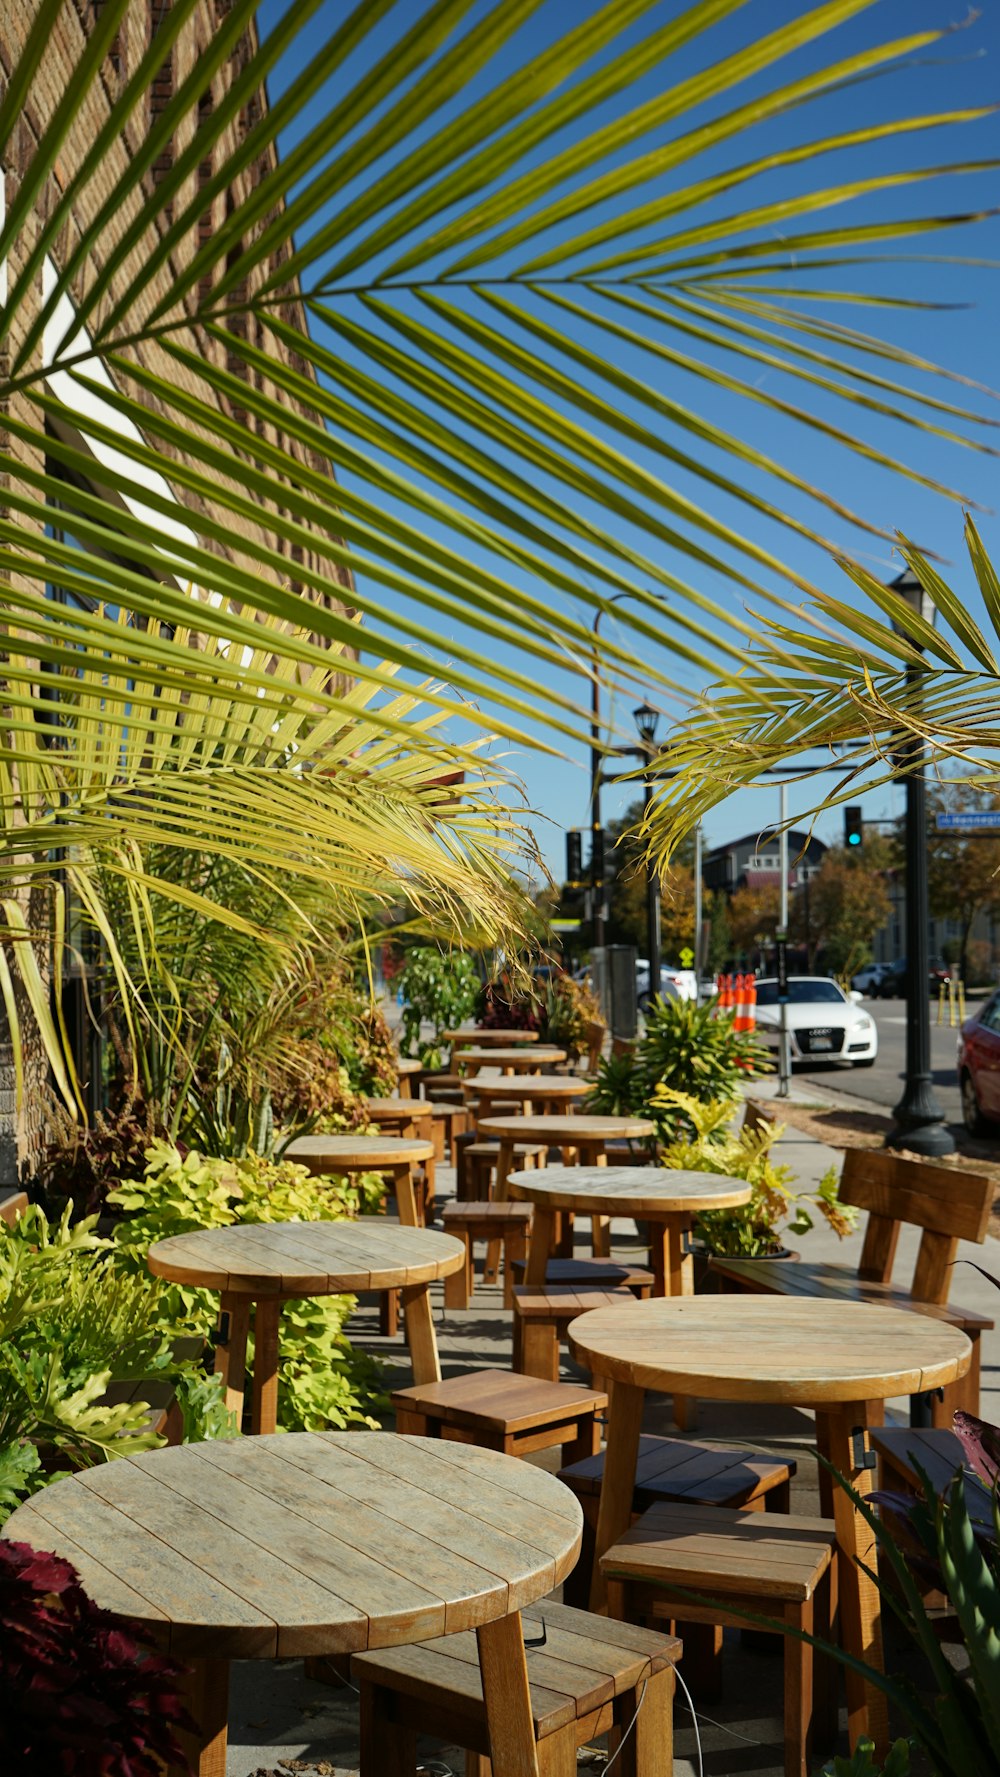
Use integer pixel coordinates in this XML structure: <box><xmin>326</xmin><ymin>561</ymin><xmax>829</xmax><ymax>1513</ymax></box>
<box><xmin>512</xmin><ymin>1282</ymin><xmax>652</xmax><ymax>1382</ymax></box>
<box><xmin>558</xmin><ymin>1433</ymin><xmax>796</xmax><ymax>1607</ymax></box>
<box><xmin>391</xmin><ymin>1368</ymin><xmax>607</xmax><ymax>1467</ymax></box>
<box><xmin>464</xmin><ymin>1138</ymin><xmax>547</xmax><ymax>1200</ymax></box>
<box><xmin>509</xmin><ymin>1255</ymin><xmax>655</xmax><ymax>1292</ymax></box>
<box><xmin>602</xmin><ymin>1501</ymin><xmax>838</xmax><ymax>1777</ymax></box>
<box><xmin>429</xmin><ymin>1100</ymin><xmax>468</xmax><ymax>1163</ymax></box>
<box><xmin>712</xmin><ymin>1148</ymin><xmax>994</xmax><ymax>1423</ymax></box>
<box><xmin>440</xmin><ymin>1201</ymin><xmax>533</xmax><ymax>1308</ymax></box>
<box><xmin>872</xmin><ymin>1424</ymin><xmax>994</xmax><ymax>1535</ymax></box>
<box><xmin>353</xmin><ymin>1598</ymin><xmax>679</xmax><ymax>1777</ymax></box>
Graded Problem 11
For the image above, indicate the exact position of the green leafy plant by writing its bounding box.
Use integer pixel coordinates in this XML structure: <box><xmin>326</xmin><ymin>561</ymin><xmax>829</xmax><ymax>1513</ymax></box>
<box><xmin>399</xmin><ymin>946</ymin><xmax>479</xmax><ymax>1068</ymax></box>
<box><xmin>654</xmin><ymin>1089</ymin><xmax>854</xmax><ymax>1256</ymax></box>
<box><xmin>0</xmin><ymin>1202</ymin><xmax>233</xmax><ymax>1523</ymax></box>
<box><xmin>109</xmin><ymin>1143</ymin><xmax>386</xmax><ymax>1431</ymax></box>
<box><xmin>823</xmin><ymin>1739</ymin><xmax>911</xmax><ymax>1776</ymax></box>
<box><xmin>588</xmin><ymin>997</ymin><xmax>771</xmax><ymax>1142</ymax></box>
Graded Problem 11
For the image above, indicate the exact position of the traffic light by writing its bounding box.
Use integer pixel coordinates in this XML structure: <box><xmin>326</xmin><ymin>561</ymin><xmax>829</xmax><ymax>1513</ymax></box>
<box><xmin>590</xmin><ymin>825</ymin><xmax>605</xmax><ymax>887</ymax></box>
<box><xmin>844</xmin><ymin>806</ymin><xmax>863</xmax><ymax>850</ymax></box>
<box><xmin>566</xmin><ymin>829</ymin><xmax>583</xmax><ymax>886</ymax></box>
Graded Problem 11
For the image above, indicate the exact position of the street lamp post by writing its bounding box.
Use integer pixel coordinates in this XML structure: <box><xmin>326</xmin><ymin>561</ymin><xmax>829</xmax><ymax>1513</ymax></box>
<box><xmin>634</xmin><ymin>702</ymin><xmax>661</xmax><ymax>1000</ymax></box>
<box><xmin>886</xmin><ymin>567</ymin><xmax>954</xmax><ymax>1158</ymax></box>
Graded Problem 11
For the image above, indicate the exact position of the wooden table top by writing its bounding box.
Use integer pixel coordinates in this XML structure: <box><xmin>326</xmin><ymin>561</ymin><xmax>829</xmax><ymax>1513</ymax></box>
<box><xmin>363</xmin><ymin>1096</ymin><xmax>433</xmax><ymax>1119</ymax></box>
<box><xmin>285</xmin><ymin>1133</ymin><xmax>435</xmax><ymax>1170</ymax></box>
<box><xmin>568</xmin><ymin>1296</ymin><xmax>971</xmax><ymax>1405</ymax></box>
<box><xmin>395</xmin><ymin>1058</ymin><xmax>423</xmax><ymax>1076</ymax></box>
<box><xmin>3</xmin><ymin>1434</ymin><xmax>582</xmax><ymax>1659</ymax></box>
<box><xmin>458</xmin><ymin>1047</ymin><xmax>567</xmax><ymax>1069</ymax></box>
<box><xmin>464</xmin><ymin>1075</ymin><xmax>588</xmax><ymax>1101</ymax></box>
<box><xmin>478</xmin><ymin>1114</ymin><xmax>655</xmax><ymax>1142</ymax></box>
<box><xmin>444</xmin><ymin>1029</ymin><xmax>539</xmax><ymax>1046</ymax></box>
<box><xmin>507</xmin><ymin>1166</ymin><xmax>752</xmax><ymax>1218</ymax></box>
<box><xmin>148</xmin><ymin>1221</ymin><xmax>466</xmax><ymax>1296</ymax></box>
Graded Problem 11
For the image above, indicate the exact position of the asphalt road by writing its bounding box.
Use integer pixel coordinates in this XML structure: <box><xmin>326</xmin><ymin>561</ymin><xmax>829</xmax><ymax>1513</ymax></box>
<box><xmin>789</xmin><ymin>995</ymin><xmax>967</xmax><ymax>1128</ymax></box>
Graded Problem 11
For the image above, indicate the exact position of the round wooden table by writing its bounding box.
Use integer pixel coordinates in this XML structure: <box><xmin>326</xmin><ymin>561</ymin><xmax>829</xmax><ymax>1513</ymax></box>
<box><xmin>4</xmin><ymin>1433</ymin><xmax>582</xmax><ymax>1777</ymax></box>
<box><xmin>361</xmin><ymin>1099</ymin><xmax>436</xmax><ymax>1208</ymax></box>
<box><xmin>507</xmin><ymin>1166</ymin><xmax>751</xmax><ymax>1295</ymax></box>
<box><xmin>465</xmin><ymin>1074</ymin><xmax>588</xmax><ymax>1120</ymax></box>
<box><xmin>478</xmin><ymin>1113</ymin><xmax>656</xmax><ymax>1203</ymax></box>
<box><xmin>284</xmin><ymin>1133</ymin><xmax>433</xmax><ymax>1227</ymax></box>
<box><xmin>458</xmin><ymin>1046</ymin><xmax>567</xmax><ymax>1075</ymax></box>
<box><xmin>569</xmin><ymin>1295</ymin><xmax>971</xmax><ymax>1754</ymax></box>
<box><xmin>444</xmin><ymin>1028</ymin><xmax>540</xmax><ymax>1047</ymax></box>
<box><xmin>148</xmin><ymin>1221</ymin><xmax>465</xmax><ymax>1435</ymax></box>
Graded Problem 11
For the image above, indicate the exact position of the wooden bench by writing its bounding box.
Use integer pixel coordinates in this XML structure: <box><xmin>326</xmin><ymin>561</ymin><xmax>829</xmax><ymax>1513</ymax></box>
<box><xmin>391</xmin><ymin>1368</ymin><xmax>607</xmax><ymax>1468</ymax></box>
<box><xmin>872</xmin><ymin>1424</ymin><xmax>993</xmax><ymax>1534</ymax></box>
<box><xmin>557</xmin><ymin>1433</ymin><xmax>796</xmax><ymax>1609</ymax></box>
<box><xmin>441</xmin><ymin>1201</ymin><xmax>533</xmax><ymax>1308</ymax></box>
<box><xmin>712</xmin><ymin>1148</ymin><xmax>995</xmax><ymax>1424</ymax></box>
<box><xmin>512</xmin><ymin>1283</ymin><xmax>652</xmax><ymax>1383</ymax></box>
<box><xmin>602</xmin><ymin>1502</ymin><xmax>838</xmax><ymax>1777</ymax></box>
<box><xmin>353</xmin><ymin>1598</ymin><xmax>679</xmax><ymax>1777</ymax></box>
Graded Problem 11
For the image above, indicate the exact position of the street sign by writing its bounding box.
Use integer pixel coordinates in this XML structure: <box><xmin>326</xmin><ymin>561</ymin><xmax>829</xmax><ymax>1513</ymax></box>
<box><xmin>935</xmin><ymin>812</ymin><xmax>1000</xmax><ymax>832</ymax></box>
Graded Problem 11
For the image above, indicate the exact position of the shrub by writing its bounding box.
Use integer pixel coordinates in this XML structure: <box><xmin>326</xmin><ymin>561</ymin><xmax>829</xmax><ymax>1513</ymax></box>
<box><xmin>544</xmin><ymin>972</ymin><xmax>604</xmax><ymax>1062</ymax></box>
<box><xmin>588</xmin><ymin>996</ymin><xmax>771</xmax><ymax>1142</ymax></box>
<box><xmin>399</xmin><ymin>946</ymin><xmax>479</xmax><ymax>1066</ymax></box>
<box><xmin>0</xmin><ymin>1538</ymin><xmax>191</xmax><ymax>1777</ymax></box>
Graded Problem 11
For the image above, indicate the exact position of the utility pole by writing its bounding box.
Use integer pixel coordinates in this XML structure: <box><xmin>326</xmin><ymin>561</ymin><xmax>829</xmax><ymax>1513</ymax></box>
<box><xmin>777</xmin><ymin>783</ymin><xmax>791</xmax><ymax>1097</ymax></box>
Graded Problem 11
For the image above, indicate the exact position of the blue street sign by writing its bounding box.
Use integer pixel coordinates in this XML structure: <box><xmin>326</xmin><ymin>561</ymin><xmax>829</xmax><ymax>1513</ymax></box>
<box><xmin>935</xmin><ymin>812</ymin><xmax>1000</xmax><ymax>831</ymax></box>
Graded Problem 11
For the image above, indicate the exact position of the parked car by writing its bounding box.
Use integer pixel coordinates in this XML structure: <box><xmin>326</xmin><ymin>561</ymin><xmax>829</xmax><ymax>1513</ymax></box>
<box><xmin>958</xmin><ymin>991</ymin><xmax>1000</xmax><ymax>1134</ymax></box>
<box><xmin>872</xmin><ymin>956</ymin><xmax>950</xmax><ymax>998</ymax></box>
<box><xmin>850</xmin><ymin>962</ymin><xmax>890</xmax><ymax>995</ymax></box>
<box><xmin>636</xmin><ymin>960</ymin><xmax>697</xmax><ymax>1008</ymax></box>
<box><xmin>753</xmin><ymin>976</ymin><xmax>878</xmax><ymax>1066</ymax></box>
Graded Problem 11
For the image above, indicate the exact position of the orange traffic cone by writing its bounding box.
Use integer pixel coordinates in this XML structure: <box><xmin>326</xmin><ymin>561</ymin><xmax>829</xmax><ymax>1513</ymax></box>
<box><xmin>744</xmin><ymin>974</ymin><xmax>757</xmax><ymax>1033</ymax></box>
<box><xmin>733</xmin><ymin>973</ymin><xmax>749</xmax><ymax>1032</ymax></box>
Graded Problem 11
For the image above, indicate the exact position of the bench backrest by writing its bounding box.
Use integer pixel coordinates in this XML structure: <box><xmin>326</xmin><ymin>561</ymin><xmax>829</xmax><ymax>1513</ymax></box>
<box><xmin>840</xmin><ymin>1148</ymin><xmax>993</xmax><ymax>1304</ymax></box>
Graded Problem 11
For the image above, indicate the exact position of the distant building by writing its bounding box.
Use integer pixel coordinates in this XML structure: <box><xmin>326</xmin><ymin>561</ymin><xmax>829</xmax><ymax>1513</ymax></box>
<box><xmin>703</xmin><ymin>830</ymin><xmax>827</xmax><ymax>896</ymax></box>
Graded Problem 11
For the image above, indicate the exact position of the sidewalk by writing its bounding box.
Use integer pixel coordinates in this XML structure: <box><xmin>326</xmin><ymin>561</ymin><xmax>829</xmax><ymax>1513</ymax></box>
<box><xmin>224</xmin><ymin>1094</ymin><xmax>994</xmax><ymax>1775</ymax></box>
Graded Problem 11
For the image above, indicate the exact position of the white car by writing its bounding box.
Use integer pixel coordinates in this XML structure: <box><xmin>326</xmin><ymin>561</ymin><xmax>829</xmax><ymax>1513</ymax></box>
<box><xmin>636</xmin><ymin>960</ymin><xmax>698</xmax><ymax>1006</ymax></box>
<box><xmin>753</xmin><ymin>976</ymin><xmax>878</xmax><ymax>1066</ymax></box>
<box><xmin>850</xmin><ymin>962</ymin><xmax>889</xmax><ymax>996</ymax></box>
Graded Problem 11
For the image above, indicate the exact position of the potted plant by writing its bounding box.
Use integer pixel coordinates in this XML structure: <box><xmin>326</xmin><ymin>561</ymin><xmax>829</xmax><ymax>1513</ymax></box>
<box><xmin>587</xmin><ymin>995</ymin><xmax>772</xmax><ymax>1145</ymax></box>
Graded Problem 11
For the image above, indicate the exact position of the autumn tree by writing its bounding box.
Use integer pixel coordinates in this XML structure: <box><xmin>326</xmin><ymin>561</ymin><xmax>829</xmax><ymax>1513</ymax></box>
<box><xmin>728</xmin><ymin>881</ymin><xmax>782</xmax><ymax>966</ymax></box>
<box><xmin>797</xmin><ymin>846</ymin><xmax>891</xmax><ymax>979</ymax></box>
<box><xmin>925</xmin><ymin>781</ymin><xmax>1000</xmax><ymax>981</ymax></box>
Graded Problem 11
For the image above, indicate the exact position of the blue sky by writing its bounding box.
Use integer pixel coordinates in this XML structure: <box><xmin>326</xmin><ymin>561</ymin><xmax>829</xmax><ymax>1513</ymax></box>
<box><xmin>258</xmin><ymin>0</ymin><xmax>1000</xmax><ymax>883</ymax></box>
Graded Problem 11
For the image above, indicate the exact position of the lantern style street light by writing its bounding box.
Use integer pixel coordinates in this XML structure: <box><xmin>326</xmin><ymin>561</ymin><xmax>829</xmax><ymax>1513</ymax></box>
<box><xmin>633</xmin><ymin>703</ymin><xmax>662</xmax><ymax>1001</ymax></box>
<box><xmin>886</xmin><ymin>566</ymin><xmax>954</xmax><ymax>1157</ymax></box>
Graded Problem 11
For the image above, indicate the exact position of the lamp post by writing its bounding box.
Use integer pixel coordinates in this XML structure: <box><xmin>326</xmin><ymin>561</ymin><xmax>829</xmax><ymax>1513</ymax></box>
<box><xmin>634</xmin><ymin>701</ymin><xmax>661</xmax><ymax>1000</ymax></box>
<box><xmin>886</xmin><ymin>566</ymin><xmax>954</xmax><ymax>1158</ymax></box>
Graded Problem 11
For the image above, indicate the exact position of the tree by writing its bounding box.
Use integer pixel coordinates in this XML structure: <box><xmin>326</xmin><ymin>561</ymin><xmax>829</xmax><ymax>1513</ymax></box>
<box><xmin>926</xmin><ymin>783</ymin><xmax>1000</xmax><ymax>981</ymax></box>
<box><xmin>1</xmin><ymin>2</ymin><xmax>994</xmax><ymax>1087</ymax></box>
<box><xmin>605</xmin><ymin>803</ymin><xmax>695</xmax><ymax>951</ymax></box>
<box><xmin>796</xmin><ymin>847</ymin><xmax>891</xmax><ymax>979</ymax></box>
<box><xmin>728</xmin><ymin>881</ymin><xmax>781</xmax><ymax>967</ymax></box>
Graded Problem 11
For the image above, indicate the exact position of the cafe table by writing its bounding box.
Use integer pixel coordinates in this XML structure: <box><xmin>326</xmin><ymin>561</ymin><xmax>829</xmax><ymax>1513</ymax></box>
<box><xmin>284</xmin><ymin>1132</ymin><xmax>433</xmax><ymax>1227</ymax></box>
<box><xmin>569</xmin><ymin>1294</ymin><xmax>971</xmax><ymax>1754</ymax></box>
<box><xmin>444</xmin><ymin>1027</ymin><xmax>540</xmax><ymax>1048</ymax></box>
<box><xmin>148</xmin><ymin>1221</ymin><xmax>465</xmax><ymax>1434</ymax></box>
<box><xmin>457</xmin><ymin>1045</ymin><xmax>567</xmax><ymax>1075</ymax></box>
<box><xmin>478</xmin><ymin>1113</ymin><xmax>656</xmax><ymax>1205</ymax></box>
<box><xmin>464</xmin><ymin>1073</ymin><xmax>589</xmax><ymax>1119</ymax></box>
<box><xmin>507</xmin><ymin>1165</ymin><xmax>751</xmax><ymax>1296</ymax></box>
<box><xmin>394</xmin><ymin>1056</ymin><xmax>423</xmax><ymax>1098</ymax></box>
<box><xmin>361</xmin><ymin>1098</ymin><xmax>436</xmax><ymax>1208</ymax></box>
<box><xmin>4</xmin><ymin>1432</ymin><xmax>582</xmax><ymax>1777</ymax></box>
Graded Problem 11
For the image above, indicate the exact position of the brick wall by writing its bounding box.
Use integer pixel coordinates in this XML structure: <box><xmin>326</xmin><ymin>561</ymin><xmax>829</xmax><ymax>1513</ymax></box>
<box><xmin>0</xmin><ymin>1</ymin><xmax>356</xmax><ymax>1183</ymax></box>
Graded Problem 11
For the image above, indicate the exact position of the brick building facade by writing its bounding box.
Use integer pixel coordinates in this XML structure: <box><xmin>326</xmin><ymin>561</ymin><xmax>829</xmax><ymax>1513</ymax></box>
<box><xmin>0</xmin><ymin>1</ymin><xmax>354</xmax><ymax>1183</ymax></box>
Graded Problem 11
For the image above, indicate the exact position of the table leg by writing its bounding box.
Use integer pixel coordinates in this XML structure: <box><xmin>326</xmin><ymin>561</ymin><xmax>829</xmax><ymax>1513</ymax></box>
<box><xmin>484</xmin><ymin>1137</ymin><xmax>517</xmax><ymax>1285</ymax></box>
<box><xmin>589</xmin><ymin>1379</ymin><xmax>645</xmax><ymax>1612</ymax></box>
<box><xmin>817</xmin><ymin>1402</ymin><xmax>888</xmax><ymax>1756</ymax></box>
<box><xmin>251</xmin><ymin>1297</ymin><xmax>282</xmax><ymax>1436</ymax></box>
<box><xmin>401</xmin><ymin>1281</ymin><xmax>441</xmax><ymax>1385</ymax></box>
<box><xmin>392</xmin><ymin>1161</ymin><xmax>421</xmax><ymax>1227</ymax></box>
<box><xmin>525</xmin><ymin>1207</ymin><xmax>557</xmax><ymax>1286</ymax></box>
<box><xmin>213</xmin><ymin>1292</ymin><xmax>250</xmax><ymax>1431</ymax></box>
<box><xmin>477</xmin><ymin>1610</ymin><xmax>540</xmax><ymax>1777</ymax></box>
<box><xmin>171</xmin><ymin>1655</ymin><xmax>229</xmax><ymax>1777</ymax></box>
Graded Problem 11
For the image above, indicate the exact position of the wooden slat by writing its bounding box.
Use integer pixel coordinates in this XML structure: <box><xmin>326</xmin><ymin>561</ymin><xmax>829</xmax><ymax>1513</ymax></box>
<box><xmin>601</xmin><ymin>1501</ymin><xmax>835</xmax><ymax>1603</ymax></box>
<box><xmin>392</xmin><ymin>1369</ymin><xmax>606</xmax><ymax>1434</ymax></box>
<box><xmin>507</xmin><ymin>1165</ymin><xmax>751</xmax><ymax>1218</ymax></box>
<box><xmin>712</xmin><ymin>1258</ymin><xmax>993</xmax><ymax>1330</ymax></box>
<box><xmin>840</xmin><ymin>1149</ymin><xmax>993</xmax><ymax>1243</ymax></box>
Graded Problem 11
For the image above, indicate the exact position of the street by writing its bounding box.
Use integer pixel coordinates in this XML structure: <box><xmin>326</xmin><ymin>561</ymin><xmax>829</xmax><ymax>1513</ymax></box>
<box><xmin>787</xmin><ymin>995</ymin><xmax>968</xmax><ymax>1129</ymax></box>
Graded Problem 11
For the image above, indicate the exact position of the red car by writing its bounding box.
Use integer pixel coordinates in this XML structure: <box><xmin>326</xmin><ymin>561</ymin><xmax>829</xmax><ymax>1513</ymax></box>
<box><xmin>958</xmin><ymin>992</ymin><xmax>1000</xmax><ymax>1133</ymax></box>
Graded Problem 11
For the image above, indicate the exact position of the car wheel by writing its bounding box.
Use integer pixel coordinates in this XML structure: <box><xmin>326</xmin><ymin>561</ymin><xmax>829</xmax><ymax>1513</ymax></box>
<box><xmin>961</xmin><ymin>1070</ymin><xmax>994</xmax><ymax>1137</ymax></box>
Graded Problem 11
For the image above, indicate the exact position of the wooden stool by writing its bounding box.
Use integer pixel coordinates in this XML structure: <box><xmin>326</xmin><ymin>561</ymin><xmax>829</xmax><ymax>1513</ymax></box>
<box><xmin>558</xmin><ymin>1434</ymin><xmax>796</xmax><ymax>1607</ymax></box>
<box><xmin>441</xmin><ymin>1201</ymin><xmax>532</xmax><ymax>1308</ymax></box>
<box><xmin>467</xmin><ymin>1139</ymin><xmax>547</xmax><ymax>1199</ymax></box>
<box><xmin>602</xmin><ymin>1502</ymin><xmax>838</xmax><ymax>1777</ymax></box>
<box><xmin>430</xmin><ymin>1101</ymin><xmax>468</xmax><ymax>1164</ymax></box>
<box><xmin>353</xmin><ymin>1599</ymin><xmax>679</xmax><ymax>1777</ymax></box>
<box><xmin>391</xmin><ymin>1369</ymin><xmax>607</xmax><ymax>1468</ymax></box>
<box><xmin>510</xmin><ymin>1256</ymin><xmax>655</xmax><ymax>1293</ymax></box>
<box><xmin>512</xmin><ymin>1284</ymin><xmax>651</xmax><ymax>1383</ymax></box>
